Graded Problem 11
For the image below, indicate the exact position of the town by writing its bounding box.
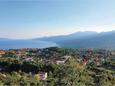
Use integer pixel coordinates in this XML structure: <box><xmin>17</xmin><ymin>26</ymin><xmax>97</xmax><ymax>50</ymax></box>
<box><xmin>0</xmin><ymin>47</ymin><xmax>115</xmax><ymax>86</ymax></box>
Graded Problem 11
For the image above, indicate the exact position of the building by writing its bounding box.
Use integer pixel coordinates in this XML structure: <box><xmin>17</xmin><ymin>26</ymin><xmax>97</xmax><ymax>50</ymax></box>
<box><xmin>55</xmin><ymin>55</ymin><xmax>71</xmax><ymax>64</ymax></box>
<box><xmin>82</xmin><ymin>59</ymin><xmax>89</xmax><ymax>66</ymax></box>
<box><xmin>25</xmin><ymin>57</ymin><xmax>33</xmax><ymax>62</ymax></box>
<box><xmin>38</xmin><ymin>72</ymin><xmax>47</xmax><ymax>80</ymax></box>
<box><xmin>56</xmin><ymin>60</ymin><xmax>65</xmax><ymax>64</ymax></box>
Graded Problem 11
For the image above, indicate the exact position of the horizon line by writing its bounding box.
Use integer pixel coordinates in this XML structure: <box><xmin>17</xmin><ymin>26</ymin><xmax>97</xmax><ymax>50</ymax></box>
<box><xmin>0</xmin><ymin>30</ymin><xmax>115</xmax><ymax>40</ymax></box>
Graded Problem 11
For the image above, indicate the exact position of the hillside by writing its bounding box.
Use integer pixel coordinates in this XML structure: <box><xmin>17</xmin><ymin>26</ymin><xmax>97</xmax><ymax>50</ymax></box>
<box><xmin>37</xmin><ymin>31</ymin><xmax>115</xmax><ymax>49</ymax></box>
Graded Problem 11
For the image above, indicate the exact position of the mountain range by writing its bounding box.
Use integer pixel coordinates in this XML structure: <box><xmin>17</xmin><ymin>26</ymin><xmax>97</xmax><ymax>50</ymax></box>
<box><xmin>1</xmin><ymin>31</ymin><xmax>115</xmax><ymax>49</ymax></box>
<box><xmin>37</xmin><ymin>31</ymin><xmax>115</xmax><ymax>49</ymax></box>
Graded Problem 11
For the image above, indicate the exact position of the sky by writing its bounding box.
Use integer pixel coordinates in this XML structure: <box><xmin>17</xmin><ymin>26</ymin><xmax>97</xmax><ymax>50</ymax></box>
<box><xmin>0</xmin><ymin>0</ymin><xmax>115</xmax><ymax>39</ymax></box>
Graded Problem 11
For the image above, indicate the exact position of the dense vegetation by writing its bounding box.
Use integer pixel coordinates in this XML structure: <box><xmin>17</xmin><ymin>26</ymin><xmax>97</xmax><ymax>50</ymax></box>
<box><xmin>0</xmin><ymin>47</ymin><xmax>115</xmax><ymax>86</ymax></box>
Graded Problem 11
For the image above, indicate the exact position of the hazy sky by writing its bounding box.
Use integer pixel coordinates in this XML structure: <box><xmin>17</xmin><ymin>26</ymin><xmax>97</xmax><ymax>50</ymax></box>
<box><xmin>0</xmin><ymin>0</ymin><xmax>115</xmax><ymax>39</ymax></box>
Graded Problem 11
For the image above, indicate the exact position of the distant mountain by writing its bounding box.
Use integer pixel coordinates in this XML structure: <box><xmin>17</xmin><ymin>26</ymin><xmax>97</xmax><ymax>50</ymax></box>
<box><xmin>1</xmin><ymin>31</ymin><xmax>115</xmax><ymax>49</ymax></box>
<box><xmin>37</xmin><ymin>31</ymin><xmax>115</xmax><ymax>49</ymax></box>
<box><xmin>0</xmin><ymin>39</ymin><xmax>59</xmax><ymax>49</ymax></box>
<box><xmin>37</xmin><ymin>31</ymin><xmax>98</xmax><ymax>43</ymax></box>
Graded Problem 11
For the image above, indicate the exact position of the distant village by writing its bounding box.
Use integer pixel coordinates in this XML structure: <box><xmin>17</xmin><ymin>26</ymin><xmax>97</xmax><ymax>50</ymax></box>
<box><xmin>0</xmin><ymin>47</ymin><xmax>114</xmax><ymax>63</ymax></box>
